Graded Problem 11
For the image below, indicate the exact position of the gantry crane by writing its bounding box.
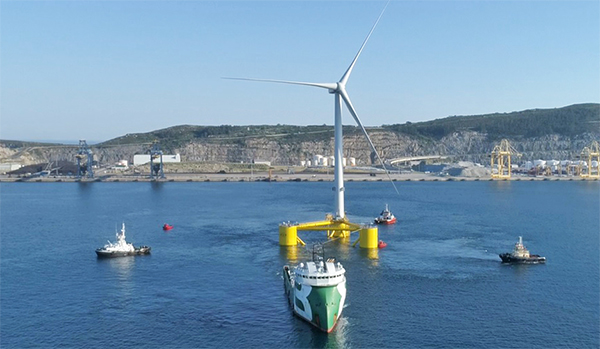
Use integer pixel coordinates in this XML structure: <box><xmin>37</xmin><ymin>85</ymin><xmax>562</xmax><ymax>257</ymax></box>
<box><xmin>149</xmin><ymin>141</ymin><xmax>165</xmax><ymax>180</ymax></box>
<box><xmin>579</xmin><ymin>141</ymin><xmax>599</xmax><ymax>179</ymax></box>
<box><xmin>76</xmin><ymin>140</ymin><xmax>94</xmax><ymax>179</ymax></box>
<box><xmin>491</xmin><ymin>139</ymin><xmax>521</xmax><ymax>179</ymax></box>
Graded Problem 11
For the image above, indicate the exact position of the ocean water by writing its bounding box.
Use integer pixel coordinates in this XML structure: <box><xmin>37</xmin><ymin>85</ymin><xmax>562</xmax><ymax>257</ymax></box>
<box><xmin>1</xmin><ymin>181</ymin><xmax>598</xmax><ymax>348</ymax></box>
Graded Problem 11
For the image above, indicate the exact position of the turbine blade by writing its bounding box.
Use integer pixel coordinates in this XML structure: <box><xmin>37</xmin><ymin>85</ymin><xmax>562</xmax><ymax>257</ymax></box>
<box><xmin>339</xmin><ymin>0</ymin><xmax>390</xmax><ymax>85</ymax></box>
<box><xmin>223</xmin><ymin>77</ymin><xmax>336</xmax><ymax>90</ymax></box>
<box><xmin>339</xmin><ymin>88</ymin><xmax>399</xmax><ymax>195</ymax></box>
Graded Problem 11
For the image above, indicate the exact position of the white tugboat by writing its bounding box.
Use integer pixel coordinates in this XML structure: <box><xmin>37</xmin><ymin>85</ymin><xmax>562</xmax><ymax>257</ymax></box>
<box><xmin>95</xmin><ymin>223</ymin><xmax>151</xmax><ymax>258</ymax></box>
<box><xmin>283</xmin><ymin>245</ymin><xmax>346</xmax><ymax>333</ymax></box>
<box><xmin>499</xmin><ymin>236</ymin><xmax>545</xmax><ymax>264</ymax></box>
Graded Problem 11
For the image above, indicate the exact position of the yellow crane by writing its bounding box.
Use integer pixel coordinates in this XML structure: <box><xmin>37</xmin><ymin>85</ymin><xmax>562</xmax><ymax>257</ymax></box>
<box><xmin>491</xmin><ymin>139</ymin><xmax>521</xmax><ymax>179</ymax></box>
<box><xmin>579</xmin><ymin>141</ymin><xmax>600</xmax><ymax>179</ymax></box>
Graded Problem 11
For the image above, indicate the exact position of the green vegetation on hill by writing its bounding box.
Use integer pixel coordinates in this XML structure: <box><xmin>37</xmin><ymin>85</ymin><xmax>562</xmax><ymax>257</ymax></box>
<box><xmin>2</xmin><ymin>104</ymin><xmax>597</xmax><ymax>149</ymax></box>
<box><xmin>385</xmin><ymin>103</ymin><xmax>599</xmax><ymax>140</ymax></box>
<box><xmin>0</xmin><ymin>140</ymin><xmax>68</xmax><ymax>148</ymax></box>
<box><xmin>97</xmin><ymin>103</ymin><xmax>599</xmax><ymax>147</ymax></box>
<box><xmin>100</xmin><ymin>124</ymin><xmax>366</xmax><ymax>147</ymax></box>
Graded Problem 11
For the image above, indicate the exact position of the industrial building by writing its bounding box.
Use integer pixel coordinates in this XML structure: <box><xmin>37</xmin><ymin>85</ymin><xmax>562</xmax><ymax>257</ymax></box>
<box><xmin>133</xmin><ymin>154</ymin><xmax>181</xmax><ymax>166</ymax></box>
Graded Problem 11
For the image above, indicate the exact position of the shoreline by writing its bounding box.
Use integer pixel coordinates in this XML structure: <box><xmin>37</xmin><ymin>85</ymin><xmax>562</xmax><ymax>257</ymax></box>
<box><xmin>1</xmin><ymin>172</ymin><xmax>597</xmax><ymax>183</ymax></box>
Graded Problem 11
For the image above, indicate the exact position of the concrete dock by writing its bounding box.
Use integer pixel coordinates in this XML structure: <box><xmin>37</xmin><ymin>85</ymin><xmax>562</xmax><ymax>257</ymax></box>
<box><xmin>1</xmin><ymin>171</ymin><xmax>596</xmax><ymax>183</ymax></box>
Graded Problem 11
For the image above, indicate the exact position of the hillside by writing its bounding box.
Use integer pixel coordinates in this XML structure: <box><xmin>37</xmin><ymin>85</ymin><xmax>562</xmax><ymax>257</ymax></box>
<box><xmin>386</xmin><ymin>103</ymin><xmax>599</xmax><ymax>140</ymax></box>
<box><xmin>1</xmin><ymin>103</ymin><xmax>598</xmax><ymax>168</ymax></box>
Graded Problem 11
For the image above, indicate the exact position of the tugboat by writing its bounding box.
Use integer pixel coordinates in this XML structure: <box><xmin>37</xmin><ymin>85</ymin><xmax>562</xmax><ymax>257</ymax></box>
<box><xmin>95</xmin><ymin>223</ymin><xmax>151</xmax><ymax>258</ymax></box>
<box><xmin>283</xmin><ymin>245</ymin><xmax>346</xmax><ymax>333</ymax></box>
<box><xmin>374</xmin><ymin>204</ymin><xmax>397</xmax><ymax>225</ymax></box>
<box><xmin>499</xmin><ymin>236</ymin><xmax>546</xmax><ymax>264</ymax></box>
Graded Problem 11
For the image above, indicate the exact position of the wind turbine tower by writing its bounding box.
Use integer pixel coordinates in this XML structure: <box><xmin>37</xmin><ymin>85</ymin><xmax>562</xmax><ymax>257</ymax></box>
<box><xmin>229</xmin><ymin>3</ymin><xmax>395</xmax><ymax>249</ymax></box>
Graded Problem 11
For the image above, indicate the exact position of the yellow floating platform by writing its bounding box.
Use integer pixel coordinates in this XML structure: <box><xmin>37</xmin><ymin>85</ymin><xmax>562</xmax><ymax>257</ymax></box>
<box><xmin>279</xmin><ymin>215</ymin><xmax>378</xmax><ymax>249</ymax></box>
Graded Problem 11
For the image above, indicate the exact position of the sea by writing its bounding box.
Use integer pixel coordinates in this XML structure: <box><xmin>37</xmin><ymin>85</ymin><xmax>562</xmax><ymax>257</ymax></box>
<box><xmin>1</xmin><ymin>181</ymin><xmax>598</xmax><ymax>349</ymax></box>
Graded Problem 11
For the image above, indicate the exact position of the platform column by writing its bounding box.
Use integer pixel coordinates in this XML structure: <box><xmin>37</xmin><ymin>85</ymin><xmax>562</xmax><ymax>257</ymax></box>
<box><xmin>359</xmin><ymin>226</ymin><xmax>378</xmax><ymax>249</ymax></box>
<box><xmin>279</xmin><ymin>224</ymin><xmax>298</xmax><ymax>246</ymax></box>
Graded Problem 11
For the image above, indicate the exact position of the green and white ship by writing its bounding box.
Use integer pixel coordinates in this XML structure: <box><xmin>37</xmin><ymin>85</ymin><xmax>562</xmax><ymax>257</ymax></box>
<box><xmin>283</xmin><ymin>247</ymin><xmax>346</xmax><ymax>333</ymax></box>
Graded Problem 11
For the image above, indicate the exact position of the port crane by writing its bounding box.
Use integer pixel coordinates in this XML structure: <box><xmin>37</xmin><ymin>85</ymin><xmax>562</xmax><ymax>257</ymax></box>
<box><xmin>149</xmin><ymin>141</ymin><xmax>165</xmax><ymax>180</ymax></box>
<box><xmin>76</xmin><ymin>140</ymin><xmax>94</xmax><ymax>179</ymax></box>
<box><xmin>579</xmin><ymin>141</ymin><xmax>599</xmax><ymax>179</ymax></box>
<box><xmin>491</xmin><ymin>139</ymin><xmax>521</xmax><ymax>179</ymax></box>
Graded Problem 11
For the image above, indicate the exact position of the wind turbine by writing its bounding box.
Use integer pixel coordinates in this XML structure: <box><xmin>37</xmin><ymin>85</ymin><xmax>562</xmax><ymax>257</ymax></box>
<box><xmin>227</xmin><ymin>2</ymin><xmax>396</xmax><ymax>221</ymax></box>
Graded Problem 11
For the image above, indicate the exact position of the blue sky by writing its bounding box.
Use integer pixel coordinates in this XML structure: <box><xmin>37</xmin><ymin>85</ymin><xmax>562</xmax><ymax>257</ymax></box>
<box><xmin>1</xmin><ymin>1</ymin><xmax>598</xmax><ymax>143</ymax></box>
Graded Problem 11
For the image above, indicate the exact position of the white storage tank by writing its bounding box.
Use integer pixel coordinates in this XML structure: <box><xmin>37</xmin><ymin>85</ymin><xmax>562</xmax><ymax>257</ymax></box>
<box><xmin>313</xmin><ymin>155</ymin><xmax>323</xmax><ymax>167</ymax></box>
<box><xmin>348</xmin><ymin>157</ymin><xmax>356</xmax><ymax>166</ymax></box>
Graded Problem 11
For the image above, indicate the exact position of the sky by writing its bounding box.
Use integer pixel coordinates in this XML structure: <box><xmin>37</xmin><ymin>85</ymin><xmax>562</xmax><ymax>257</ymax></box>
<box><xmin>1</xmin><ymin>1</ymin><xmax>599</xmax><ymax>143</ymax></box>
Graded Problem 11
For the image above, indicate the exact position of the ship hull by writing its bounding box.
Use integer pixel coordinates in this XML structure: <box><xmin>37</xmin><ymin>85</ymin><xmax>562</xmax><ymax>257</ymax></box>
<box><xmin>96</xmin><ymin>246</ymin><xmax>151</xmax><ymax>258</ymax></box>
<box><xmin>283</xmin><ymin>266</ymin><xmax>345</xmax><ymax>333</ymax></box>
<box><xmin>499</xmin><ymin>253</ymin><xmax>546</xmax><ymax>264</ymax></box>
<box><xmin>374</xmin><ymin>217</ymin><xmax>397</xmax><ymax>225</ymax></box>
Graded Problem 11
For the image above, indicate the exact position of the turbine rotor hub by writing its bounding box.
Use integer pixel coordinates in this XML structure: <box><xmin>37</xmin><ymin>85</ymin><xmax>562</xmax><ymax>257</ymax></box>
<box><xmin>328</xmin><ymin>82</ymin><xmax>343</xmax><ymax>94</ymax></box>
